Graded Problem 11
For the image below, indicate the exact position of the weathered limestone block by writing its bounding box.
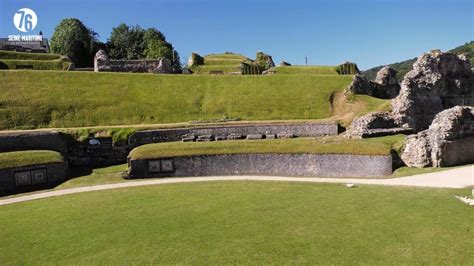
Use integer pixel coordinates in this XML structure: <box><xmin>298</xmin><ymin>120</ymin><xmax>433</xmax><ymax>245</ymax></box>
<box><xmin>246</xmin><ymin>134</ymin><xmax>263</xmax><ymax>140</ymax></box>
<box><xmin>401</xmin><ymin>106</ymin><xmax>474</xmax><ymax>167</ymax></box>
<box><xmin>94</xmin><ymin>49</ymin><xmax>111</xmax><ymax>72</ymax></box>
<box><xmin>277</xmin><ymin>132</ymin><xmax>295</xmax><ymax>139</ymax></box>
<box><xmin>372</xmin><ymin>66</ymin><xmax>401</xmax><ymax>98</ymax></box>
<box><xmin>344</xmin><ymin>66</ymin><xmax>400</xmax><ymax>99</ymax></box>
<box><xmin>196</xmin><ymin>135</ymin><xmax>214</xmax><ymax>142</ymax></box>
<box><xmin>392</xmin><ymin>50</ymin><xmax>474</xmax><ymax>131</ymax></box>
<box><xmin>344</xmin><ymin>112</ymin><xmax>412</xmax><ymax>138</ymax></box>
<box><xmin>94</xmin><ymin>49</ymin><xmax>173</xmax><ymax>74</ymax></box>
<box><xmin>182</xmin><ymin>133</ymin><xmax>196</xmax><ymax>142</ymax></box>
<box><xmin>227</xmin><ymin>133</ymin><xmax>243</xmax><ymax>140</ymax></box>
<box><xmin>344</xmin><ymin>75</ymin><xmax>373</xmax><ymax>96</ymax></box>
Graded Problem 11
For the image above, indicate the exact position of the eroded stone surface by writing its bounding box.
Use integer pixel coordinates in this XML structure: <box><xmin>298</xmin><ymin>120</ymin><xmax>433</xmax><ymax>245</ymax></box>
<box><xmin>94</xmin><ymin>49</ymin><xmax>173</xmax><ymax>74</ymax></box>
<box><xmin>343</xmin><ymin>112</ymin><xmax>412</xmax><ymax>138</ymax></box>
<box><xmin>344</xmin><ymin>66</ymin><xmax>400</xmax><ymax>99</ymax></box>
<box><xmin>392</xmin><ymin>50</ymin><xmax>474</xmax><ymax>131</ymax></box>
<box><xmin>401</xmin><ymin>106</ymin><xmax>474</xmax><ymax>167</ymax></box>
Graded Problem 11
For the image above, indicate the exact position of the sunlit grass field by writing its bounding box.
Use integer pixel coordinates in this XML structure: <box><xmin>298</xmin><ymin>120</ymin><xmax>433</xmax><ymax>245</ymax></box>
<box><xmin>0</xmin><ymin>150</ymin><xmax>63</xmax><ymax>169</ymax></box>
<box><xmin>129</xmin><ymin>135</ymin><xmax>405</xmax><ymax>159</ymax></box>
<box><xmin>0</xmin><ymin>70</ymin><xmax>353</xmax><ymax>129</ymax></box>
<box><xmin>0</xmin><ymin>181</ymin><xmax>472</xmax><ymax>264</ymax></box>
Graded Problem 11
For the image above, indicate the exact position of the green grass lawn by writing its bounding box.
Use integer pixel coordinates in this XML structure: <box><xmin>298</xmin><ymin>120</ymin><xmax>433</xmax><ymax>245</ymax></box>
<box><xmin>273</xmin><ymin>65</ymin><xmax>339</xmax><ymax>75</ymax></box>
<box><xmin>0</xmin><ymin>181</ymin><xmax>472</xmax><ymax>264</ymax></box>
<box><xmin>0</xmin><ymin>50</ymin><xmax>61</xmax><ymax>60</ymax></box>
<box><xmin>0</xmin><ymin>70</ymin><xmax>352</xmax><ymax>130</ymax></box>
<box><xmin>189</xmin><ymin>53</ymin><xmax>248</xmax><ymax>74</ymax></box>
<box><xmin>129</xmin><ymin>135</ymin><xmax>405</xmax><ymax>159</ymax></box>
<box><xmin>0</xmin><ymin>51</ymin><xmax>72</xmax><ymax>70</ymax></box>
<box><xmin>0</xmin><ymin>150</ymin><xmax>63</xmax><ymax>170</ymax></box>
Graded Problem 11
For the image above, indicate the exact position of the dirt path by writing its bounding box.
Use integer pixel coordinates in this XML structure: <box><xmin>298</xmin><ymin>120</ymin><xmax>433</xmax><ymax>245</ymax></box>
<box><xmin>1</xmin><ymin>165</ymin><xmax>472</xmax><ymax>206</ymax></box>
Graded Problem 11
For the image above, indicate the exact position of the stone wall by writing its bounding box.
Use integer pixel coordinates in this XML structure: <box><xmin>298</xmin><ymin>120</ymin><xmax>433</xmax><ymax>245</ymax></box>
<box><xmin>128</xmin><ymin>123</ymin><xmax>339</xmax><ymax>148</ymax></box>
<box><xmin>0</xmin><ymin>131</ymin><xmax>68</xmax><ymax>154</ymax></box>
<box><xmin>0</xmin><ymin>162</ymin><xmax>68</xmax><ymax>195</ymax></box>
<box><xmin>128</xmin><ymin>153</ymin><xmax>392</xmax><ymax>179</ymax></box>
<box><xmin>94</xmin><ymin>49</ymin><xmax>173</xmax><ymax>74</ymax></box>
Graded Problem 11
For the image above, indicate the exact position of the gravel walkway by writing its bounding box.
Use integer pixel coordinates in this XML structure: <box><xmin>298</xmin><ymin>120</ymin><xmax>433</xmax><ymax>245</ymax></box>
<box><xmin>1</xmin><ymin>165</ymin><xmax>472</xmax><ymax>206</ymax></box>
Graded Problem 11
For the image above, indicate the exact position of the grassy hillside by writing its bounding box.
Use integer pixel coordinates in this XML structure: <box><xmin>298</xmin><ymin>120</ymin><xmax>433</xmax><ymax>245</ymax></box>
<box><xmin>189</xmin><ymin>53</ymin><xmax>249</xmax><ymax>74</ymax></box>
<box><xmin>272</xmin><ymin>65</ymin><xmax>339</xmax><ymax>75</ymax></box>
<box><xmin>1</xmin><ymin>182</ymin><xmax>472</xmax><ymax>264</ymax></box>
<box><xmin>130</xmin><ymin>135</ymin><xmax>405</xmax><ymax>159</ymax></box>
<box><xmin>0</xmin><ymin>70</ymin><xmax>353</xmax><ymax>129</ymax></box>
<box><xmin>0</xmin><ymin>50</ymin><xmax>72</xmax><ymax>70</ymax></box>
<box><xmin>363</xmin><ymin>41</ymin><xmax>474</xmax><ymax>81</ymax></box>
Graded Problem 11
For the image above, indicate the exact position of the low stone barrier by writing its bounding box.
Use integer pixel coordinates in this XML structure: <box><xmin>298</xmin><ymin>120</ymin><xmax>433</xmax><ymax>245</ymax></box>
<box><xmin>128</xmin><ymin>122</ymin><xmax>339</xmax><ymax>148</ymax></box>
<box><xmin>128</xmin><ymin>153</ymin><xmax>392</xmax><ymax>179</ymax></box>
<box><xmin>0</xmin><ymin>131</ymin><xmax>68</xmax><ymax>154</ymax></box>
<box><xmin>0</xmin><ymin>162</ymin><xmax>68</xmax><ymax>195</ymax></box>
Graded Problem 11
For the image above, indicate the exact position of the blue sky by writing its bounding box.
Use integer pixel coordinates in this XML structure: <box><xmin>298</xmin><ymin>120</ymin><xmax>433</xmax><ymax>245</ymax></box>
<box><xmin>1</xmin><ymin>0</ymin><xmax>472</xmax><ymax>69</ymax></box>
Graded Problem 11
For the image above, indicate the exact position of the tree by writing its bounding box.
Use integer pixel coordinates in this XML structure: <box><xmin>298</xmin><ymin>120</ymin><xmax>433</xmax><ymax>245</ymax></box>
<box><xmin>107</xmin><ymin>23</ymin><xmax>181</xmax><ymax>72</ymax></box>
<box><xmin>50</xmin><ymin>18</ymin><xmax>96</xmax><ymax>67</ymax></box>
<box><xmin>108</xmin><ymin>24</ymin><xmax>145</xmax><ymax>60</ymax></box>
<box><xmin>144</xmin><ymin>39</ymin><xmax>173</xmax><ymax>59</ymax></box>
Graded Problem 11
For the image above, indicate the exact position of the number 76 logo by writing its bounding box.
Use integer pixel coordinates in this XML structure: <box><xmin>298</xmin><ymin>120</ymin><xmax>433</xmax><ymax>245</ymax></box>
<box><xmin>13</xmin><ymin>8</ymin><xmax>38</xmax><ymax>33</ymax></box>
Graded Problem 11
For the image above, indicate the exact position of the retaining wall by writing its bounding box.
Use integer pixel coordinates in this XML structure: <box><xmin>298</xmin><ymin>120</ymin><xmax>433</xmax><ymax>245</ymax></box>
<box><xmin>0</xmin><ymin>131</ymin><xmax>68</xmax><ymax>154</ymax></box>
<box><xmin>0</xmin><ymin>162</ymin><xmax>68</xmax><ymax>195</ymax></box>
<box><xmin>129</xmin><ymin>122</ymin><xmax>339</xmax><ymax>148</ymax></box>
<box><xmin>128</xmin><ymin>153</ymin><xmax>392</xmax><ymax>179</ymax></box>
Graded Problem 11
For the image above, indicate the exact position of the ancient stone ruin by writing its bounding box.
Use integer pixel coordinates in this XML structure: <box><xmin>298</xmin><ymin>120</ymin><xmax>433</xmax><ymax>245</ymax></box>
<box><xmin>401</xmin><ymin>106</ymin><xmax>474</xmax><ymax>167</ymax></box>
<box><xmin>187</xmin><ymin>52</ymin><xmax>204</xmax><ymax>67</ymax></box>
<box><xmin>346</xmin><ymin>50</ymin><xmax>474</xmax><ymax>138</ymax></box>
<box><xmin>94</xmin><ymin>49</ymin><xmax>173</xmax><ymax>74</ymax></box>
<box><xmin>344</xmin><ymin>66</ymin><xmax>400</xmax><ymax>99</ymax></box>
<box><xmin>392</xmin><ymin>50</ymin><xmax>473</xmax><ymax>131</ymax></box>
<box><xmin>343</xmin><ymin>112</ymin><xmax>412</xmax><ymax>138</ymax></box>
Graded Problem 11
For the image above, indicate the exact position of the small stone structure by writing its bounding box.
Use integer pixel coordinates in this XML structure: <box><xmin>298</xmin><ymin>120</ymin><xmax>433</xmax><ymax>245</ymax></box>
<box><xmin>187</xmin><ymin>52</ymin><xmax>204</xmax><ymax>67</ymax></box>
<box><xmin>128</xmin><ymin>122</ymin><xmax>339</xmax><ymax>148</ymax></box>
<box><xmin>128</xmin><ymin>153</ymin><xmax>392</xmax><ymax>179</ymax></box>
<box><xmin>94</xmin><ymin>49</ymin><xmax>173</xmax><ymax>74</ymax></box>
<box><xmin>401</xmin><ymin>106</ymin><xmax>474</xmax><ymax>167</ymax></box>
<box><xmin>0</xmin><ymin>161</ymin><xmax>68</xmax><ymax>195</ymax></box>
<box><xmin>345</xmin><ymin>66</ymin><xmax>400</xmax><ymax>99</ymax></box>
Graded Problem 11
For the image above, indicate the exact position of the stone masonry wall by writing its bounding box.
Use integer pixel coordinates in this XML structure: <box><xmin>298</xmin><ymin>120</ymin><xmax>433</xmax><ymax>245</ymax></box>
<box><xmin>0</xmin><ymin>162</ymin><xmax>68</xmax><ymax>195</ymax></box>
<box><xmin>128</xmin><ymin>123</ymin><xmax>339</xmax><ymax>148</ymax></box>
<box><xmin>0</xmin><ymin>131</ymin><xmax>68</xmax><ymax>154</ymax></box>
<box><xmin>128</xmin><ymin>153</ymin><xmax>392</xmax><ymax>179</ymax></box>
